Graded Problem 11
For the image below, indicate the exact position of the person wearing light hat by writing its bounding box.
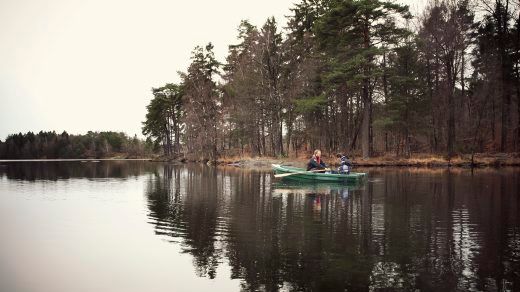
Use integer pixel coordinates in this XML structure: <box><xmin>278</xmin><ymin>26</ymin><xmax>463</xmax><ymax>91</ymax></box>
<box><xmin>307</xmin><ymin>149</ymin><xmax>327</xmax><ymax>171</ymax></box>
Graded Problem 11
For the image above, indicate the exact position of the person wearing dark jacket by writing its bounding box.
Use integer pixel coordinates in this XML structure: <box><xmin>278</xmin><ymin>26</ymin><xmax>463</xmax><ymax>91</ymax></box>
<box><xmin>336</xmin><ymin>153</ymin><xmax>352</xmax><ymax>174</ymax></box>
<box><xmin>307</xmin><ymin>149</ymin><xmax>327</xmax><ymax>171</ymax></box>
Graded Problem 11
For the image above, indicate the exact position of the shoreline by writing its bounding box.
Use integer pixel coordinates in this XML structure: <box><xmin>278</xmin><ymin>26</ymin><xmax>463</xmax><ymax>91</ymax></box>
<box><xmin>0</xmin><ymin>158</ymin><xmax>151</xmax><ymax>162</ymax></box>
<box><xmin>2</xmin><ymin>153</ymin><xmax>519</xmax><ymax>169</ymax></box>
<box><xmin>211</xmin><ymin>153</ymin><xmax>520</xmax><ymax>169</ymax></box>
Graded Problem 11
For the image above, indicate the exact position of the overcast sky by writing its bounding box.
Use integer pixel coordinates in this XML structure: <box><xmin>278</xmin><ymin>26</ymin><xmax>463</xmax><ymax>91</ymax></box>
<box><xmin>0</xmin><ymin>0</ymin><xmax>426</xmax><ymax>140</ymax></box>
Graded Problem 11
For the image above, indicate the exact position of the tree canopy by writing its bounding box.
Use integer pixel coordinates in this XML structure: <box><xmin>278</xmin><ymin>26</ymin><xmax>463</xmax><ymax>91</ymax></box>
<box><xmin>142</xmin><ymin>0</ymin><xmax>520</xmax><ymax>160</ymax></box>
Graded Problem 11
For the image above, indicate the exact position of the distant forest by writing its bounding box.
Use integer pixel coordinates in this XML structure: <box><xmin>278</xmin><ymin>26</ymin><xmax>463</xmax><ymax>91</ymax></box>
<box><xmin>0</xmin><ymin>131</ymin><xmax>152</xmax><ymax>159</ymax></box>
<box><xmin>142</xmin><ymin>0</ymin><xmax>520</xmax><ymax>160</ymax></box>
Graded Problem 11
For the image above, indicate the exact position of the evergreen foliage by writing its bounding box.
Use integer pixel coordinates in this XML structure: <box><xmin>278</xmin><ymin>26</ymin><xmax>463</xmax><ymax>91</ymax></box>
<box><xmin>141</xmin><ymin>0</ymin><xmax>520</xmax><ymax>160</ymax></box>
<box><xmin>0</xmin><ymin>131</ymin><xmax>152</xmax><ymax>159</ymax></box>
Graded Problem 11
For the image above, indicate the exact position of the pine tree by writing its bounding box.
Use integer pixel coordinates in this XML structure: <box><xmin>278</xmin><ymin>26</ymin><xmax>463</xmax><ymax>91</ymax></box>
<box><xmin>181</xmin><ymin>43</ymin><xmax>221</xmax><ymax>161</ymax></box>
<box><xmin>142</xmin><ymin>84</ymin><xmax>183</xmax><ymax>157</ymax></box>
<box><xmin>315</xmin><ymin>0</ymin><xmax>411</xmax><ymax>158</ymax></box>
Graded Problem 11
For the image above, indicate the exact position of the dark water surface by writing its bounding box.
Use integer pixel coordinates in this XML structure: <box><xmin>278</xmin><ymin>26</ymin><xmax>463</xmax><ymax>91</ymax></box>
<box><xmin>1</xmin><ymin>161</ymin><xmax>519</xmax><ymax>291</ymax></box>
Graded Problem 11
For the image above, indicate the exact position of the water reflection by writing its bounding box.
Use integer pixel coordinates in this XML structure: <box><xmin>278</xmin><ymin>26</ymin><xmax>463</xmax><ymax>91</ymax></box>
<box><xmin>272</xmin><ymin>180</ymin><xmax>363</xmax><ymax>198</ymax></box>
<box><xmin>145</xmin><ymin>166</ymin><xmax>520</xmax><ymax>291</ymax></box>
<box><xmin>0</xmin><ymin>160</ymin><xmax>158</xmax><ymax>181</ymax></box>
<box><xmin>146</xmin><ymin>165</ymin><xmax>223</xmax><ymax>279</ymax></box>
<box><xmin>2</xmin><ymin>162</ymin><xmax>519</xmax><ymax>290</ymax></box>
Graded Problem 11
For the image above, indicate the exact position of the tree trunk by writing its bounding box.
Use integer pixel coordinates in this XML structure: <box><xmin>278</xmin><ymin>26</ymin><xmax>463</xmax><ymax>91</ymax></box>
<box><xmin>446</xmin><ymin>53</ymin><xmax>455</xmax><ymax>159</ymax></box>
<box><xmin>350</xmin><ymin>113</ymin><xmax>363</xmax><ymax>152</ymax></box>
<box><xmin>426</xmin><ymin>57</ymin><xmax>437</xmax><ymax>152</ymax></box>
<box><xmin>517</xmin><ymin>64</ymin><xmax>520</xmax><ymax>151</ymax></box>
<box><xmin>516</xmin><ymin>16</ymin><xmax>520</xmax><ymax>151</ymax></box>
<box><xmin>498</xmin><ymin>0</ymin><xmax>511</xmax><ymax>152</ymax></box>
<box><xmin>383</xmin><ymin>51</ymin><xmax>389</xmax><ymax>153</ymax></box>
<box><xmin>261</xmin><ymin>120</ymin><xmax>266</xmax><ymax>156</ymax></box>
<box><xmin>500</xmin><ymin>71</ymin><xmax>511</xmax><ymax>152</ymax></box>
<box><xmin>492</xmin><ymin>97</ymin><xmax>496</xmax><ymax>149</ymax></box>
<box><xmin>361</xmin><ymin>21</ymin><xmax>372</xmax><ymax>159</ymax></box>
<box><xmin>361</xmin><ymin>90</ymin><xmax>371</xmax><ymax>159</ymax></box>
<box><xmin>279</xmin><ymin>112</ymin><xmax>284</xmax><ymax>156</ymax></box>
<box><xmin>286</xmin><ymin>110</ymin><xmax>293</xmax><ymax>157</ymax></box>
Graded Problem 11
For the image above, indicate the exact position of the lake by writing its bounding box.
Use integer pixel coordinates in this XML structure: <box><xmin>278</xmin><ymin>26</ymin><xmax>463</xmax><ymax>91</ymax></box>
<box><xmin>0</xmin><ymin>161</ymin><xmax>519</xmax><ymax>291</ymax></box>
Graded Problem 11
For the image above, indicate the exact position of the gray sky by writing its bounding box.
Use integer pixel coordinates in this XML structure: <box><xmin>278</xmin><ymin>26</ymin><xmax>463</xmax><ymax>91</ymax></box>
<box><xmin>0</xmin><ymin>0</ymin><xmax>426</xmax><ymax>140</ymax></box>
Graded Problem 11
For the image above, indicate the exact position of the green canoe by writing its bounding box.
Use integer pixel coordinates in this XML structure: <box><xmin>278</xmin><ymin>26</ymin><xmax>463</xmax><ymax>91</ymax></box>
<box><xmin>272</xmin><ymin>164</ymin><xmax>367</xmax><ymax>182</ymax></box>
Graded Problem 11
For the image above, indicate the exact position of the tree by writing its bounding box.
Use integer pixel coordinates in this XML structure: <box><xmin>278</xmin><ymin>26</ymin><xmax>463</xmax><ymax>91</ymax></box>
<box><xmin>375</xmin><ymin>39</ymin><xmax>428</xmax><ymax>156</ymax></box>
<box><xmin>259</xmin><ymin>17</ymin><xmax>285</xmax><ymax>156</ymax></box>
<box><xmin>0</xmin><ymin>131</ymin><xmax>149</xmax><ymax>159</ymax></box>
<box><xmin>418</xmin><ymin>0</ymin><xmax>475</xmax><ymax>157</ymax></box>
<box><xmin>315</xmin><ymin>0</ymin><xmax>411</xmax><ymax>158</ymax></box>
<box><xmin>142</xmin><ymin>84</ymin><xmax>184</xmax><ymax>157</ymax></box>
<box><xmin>223</xmin><ymin>21</ymin><xmax>264</xmax><ymax>156</ymax></box>
<box><xmin>224</xmin><ymin>18</ymin><xmax>290</xmax><ymax>157</ymax></box>
<box><xmin>181</xmin><ymin>43</ymin><xmax>221</xmax><ymax>161</ymax></box>
<box><xmin>283</xmin><ymin>0</ymin><xmax>329</xmax><ymax>156</ymax></box>
<box><xmin>475</xmin><ymin>0</ymin><xmax>518</xmax><ymax>151</ymax></box>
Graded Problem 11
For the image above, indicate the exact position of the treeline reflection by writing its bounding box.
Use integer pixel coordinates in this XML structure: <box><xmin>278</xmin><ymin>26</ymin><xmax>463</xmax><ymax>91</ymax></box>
<box><xmin>145</xmin><ymin>166</ymin><xmax>520</xmax><ymax>291</ymax></box>
<box><xmin>0</xmin><ymin>160</ymin><xmax>158</xmax><ymax>181</ymax></box>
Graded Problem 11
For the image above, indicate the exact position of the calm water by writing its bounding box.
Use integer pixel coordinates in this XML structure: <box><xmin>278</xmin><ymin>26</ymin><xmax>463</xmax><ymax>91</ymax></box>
<box><xmin>0</xmin><ymin>161</ymin><xmax>519</xmax><ymax>292</ymax></box>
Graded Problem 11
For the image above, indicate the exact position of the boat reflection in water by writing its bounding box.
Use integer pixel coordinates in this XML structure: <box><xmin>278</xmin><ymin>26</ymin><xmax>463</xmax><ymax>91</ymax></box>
<box><xmin>272</xmin><ymin>179</ymin><xmax>366</xmax><ymax>223</ymax></box>
<box><xmin>272</xmin><ymin>179</ymin><xmax>365</xmax><ymax>197</ymax></box>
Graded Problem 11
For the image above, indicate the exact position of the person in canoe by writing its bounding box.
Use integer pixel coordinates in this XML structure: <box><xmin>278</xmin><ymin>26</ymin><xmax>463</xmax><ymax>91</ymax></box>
<box><xmin>307</xmin><ymin>149</ymin><xmax>327</xmax><ymax>171</ymax></box>
<box><xmin>336</xmin><ymin>153</ymin><xmax>352</xmax><ymax>174</ymax></box>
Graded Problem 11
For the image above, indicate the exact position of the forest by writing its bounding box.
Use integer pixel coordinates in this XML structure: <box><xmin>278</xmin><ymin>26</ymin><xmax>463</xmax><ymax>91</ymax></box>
<box><xmin>143</xmin><ymin>0</ymin><xmax>520</xmax><ymax>161</ymax></box>
<box><xmin>0</xmin><ymin>131</ymin><xmax>152</xmax><ymax>159</ymax></box>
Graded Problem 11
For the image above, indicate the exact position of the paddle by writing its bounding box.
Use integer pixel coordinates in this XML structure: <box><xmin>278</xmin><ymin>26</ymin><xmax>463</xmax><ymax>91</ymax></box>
<box><xmin>274</xmin><ymin>168</ymin><xmax>331</xmax><ymax>178</ymax></box>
